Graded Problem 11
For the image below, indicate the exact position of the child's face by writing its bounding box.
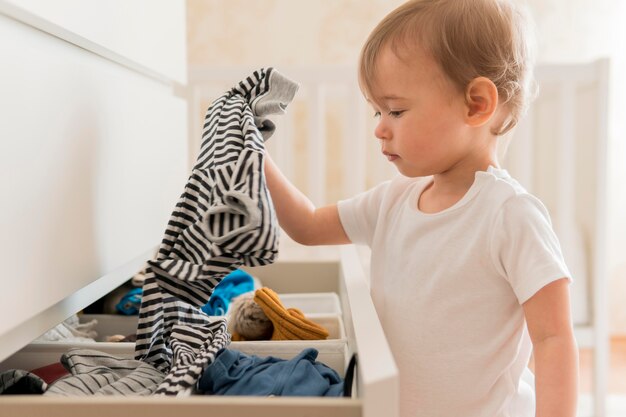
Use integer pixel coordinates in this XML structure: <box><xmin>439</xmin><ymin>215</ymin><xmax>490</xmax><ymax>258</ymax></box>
<box><xmin>368</xmin><ymin>45</ymin><xmax>475</xmax><ymax>178</ymax></box>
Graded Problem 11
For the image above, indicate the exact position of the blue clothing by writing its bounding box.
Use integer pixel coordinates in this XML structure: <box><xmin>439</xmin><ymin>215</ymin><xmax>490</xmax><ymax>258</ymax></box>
<box><xmin>202</xmin><ymin>269</ymin><xmax>254</xmax><ymax>315</ymax></box>
<box><xmin>198</xmin><ymin>348</ymin><xmax>343</xmax><ymax>397</ymax></box>
<box><xmin>116</xmin><ymin>287</ymin><xmax>142</xmax><ymax>315</ymax></box>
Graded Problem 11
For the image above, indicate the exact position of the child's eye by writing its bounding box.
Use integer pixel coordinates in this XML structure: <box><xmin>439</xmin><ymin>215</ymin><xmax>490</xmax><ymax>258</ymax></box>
<box><xmin>373</xmin><ymin>110</ymin><xmax>405</xmax><ymax>118</ymax></box>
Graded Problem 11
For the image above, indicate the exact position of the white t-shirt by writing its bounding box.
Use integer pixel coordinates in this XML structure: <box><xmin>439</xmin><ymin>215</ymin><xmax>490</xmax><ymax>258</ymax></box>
<box><xmin>338</xmin><ymin>167</ymin><xmax>571</xmax><ymax>417</ymax></box>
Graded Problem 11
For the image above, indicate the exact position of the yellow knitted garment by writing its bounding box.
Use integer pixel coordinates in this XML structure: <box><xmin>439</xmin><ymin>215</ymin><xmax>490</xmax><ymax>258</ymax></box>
<box><xmin>253</xmin><ymin>287</ymin><xmax>329</xmax><ymax>340</ymax></box>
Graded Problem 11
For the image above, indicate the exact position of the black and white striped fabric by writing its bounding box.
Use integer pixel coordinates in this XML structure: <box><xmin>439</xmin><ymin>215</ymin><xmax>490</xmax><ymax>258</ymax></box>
<box><xmin>44</xmin><ymin>349</ymin><xmax>164</xmax><ymax>396</ymax></box>
<box><xmin>134</xmin><ymin>68</ymin><xmax>298</xmax><ymax>396</ymax></box>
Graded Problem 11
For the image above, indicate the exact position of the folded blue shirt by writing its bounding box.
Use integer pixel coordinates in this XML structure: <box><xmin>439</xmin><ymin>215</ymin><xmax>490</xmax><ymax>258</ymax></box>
<box><xmin>198</xmin><ymin>348</ymin><xmax>344</xmax><ymax>397</ymax></box>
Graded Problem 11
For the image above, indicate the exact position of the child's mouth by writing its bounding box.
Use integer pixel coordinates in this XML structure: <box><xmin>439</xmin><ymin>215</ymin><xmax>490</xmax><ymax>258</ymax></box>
<box><xmin>383</xmin><ymin>151</ymin><xmax>399</xmax><ymax>161</ymax></box>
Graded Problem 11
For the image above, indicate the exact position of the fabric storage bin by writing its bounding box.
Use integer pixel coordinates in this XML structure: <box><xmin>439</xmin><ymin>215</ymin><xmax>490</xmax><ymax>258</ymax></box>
<box><xmin>80</xmin><ymin>314</ymin><xmax>137</xmax><ymax>342</ymax></box>
<box><xmin>75</xmin><ymin>296</ymin><xmax>344</xmax><ymax>340</ymax></box>
<box><xmin>2</xmin><ymin>313</ymin><xmax>348</xmax><ymax>376</ymax></box>
<box><xmin>278</xmin><ymin>292</ymin><xmax>342</xmax><ymax>316</ymax></box>
<box><xmin>1</xmin><ymin>338</ymin><xmax>349</xmax><ymax>378</ymax></box>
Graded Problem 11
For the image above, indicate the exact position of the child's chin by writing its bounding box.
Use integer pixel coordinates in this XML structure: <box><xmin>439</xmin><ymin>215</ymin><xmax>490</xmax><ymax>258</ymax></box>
<box><xmin>396</xmin><ymin>165</ymin><xmax>424</xmax><ymax>178</ymax></box>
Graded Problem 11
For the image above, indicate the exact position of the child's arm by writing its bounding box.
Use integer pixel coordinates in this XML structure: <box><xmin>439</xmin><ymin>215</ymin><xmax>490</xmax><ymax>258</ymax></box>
<box><xmin>523</xmin><ymin>278</ymin><xmax>578</xmax><ymax>417</ymax></box>
<box><xmin>264</xmin><ymin>152</ymin><xmax>351</xmax><ymax>246</ymax></box>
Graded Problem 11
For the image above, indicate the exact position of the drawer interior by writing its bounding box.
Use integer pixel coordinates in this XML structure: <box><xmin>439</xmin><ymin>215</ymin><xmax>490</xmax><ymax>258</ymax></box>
<box><xmin>0</xmin><ymin>248</ymin><xmax>394</xmax><ymax>417</ymax></box>
<box><xmin>0</xmin><ymin>258</ymin><xmax>353</xmax><ymax>378</ymax></box>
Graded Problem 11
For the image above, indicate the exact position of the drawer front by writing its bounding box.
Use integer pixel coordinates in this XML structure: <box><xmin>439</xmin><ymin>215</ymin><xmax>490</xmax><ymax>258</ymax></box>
<box><xmin>0</xmin><ymin>12</ymin><xmax>187</xmax><ymax>362</ymax></box>
<box><xmin>0</xmin><ymin>396</ymin><xmax>362</xmax><ymax>417</ymax></box>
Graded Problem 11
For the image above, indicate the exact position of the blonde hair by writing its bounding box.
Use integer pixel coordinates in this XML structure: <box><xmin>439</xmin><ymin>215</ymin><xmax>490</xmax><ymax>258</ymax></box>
<box><xmin>359</xmin><ymin>0</ymin><xmax>536</xmax><ymax>135</ymax></box>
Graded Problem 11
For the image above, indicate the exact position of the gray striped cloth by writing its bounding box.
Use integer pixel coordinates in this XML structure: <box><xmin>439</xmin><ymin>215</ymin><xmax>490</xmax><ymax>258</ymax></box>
<box><xmin>0</xmin><ymin>369</ymin><xmax>47</xmax><ymax>394</ymax></box>
<box><xmin>44</xmin><ymin>349</ymin><xmax>164</xmax><ymax>396</ymax></box>
<box><xmin>134</xmin><ymin>68</ymin><xmax>299</xmax><ymax>396</ymax></box>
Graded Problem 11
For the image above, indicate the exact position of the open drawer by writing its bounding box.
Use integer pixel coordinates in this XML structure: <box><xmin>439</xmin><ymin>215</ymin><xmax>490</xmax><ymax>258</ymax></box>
<box><xmin>0</xmin><ymin>246</ymin><xmax>398</xmax><ymax>417</ymax></box>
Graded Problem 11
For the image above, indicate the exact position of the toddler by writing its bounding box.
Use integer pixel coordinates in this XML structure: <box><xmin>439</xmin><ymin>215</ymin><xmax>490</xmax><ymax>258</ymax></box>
<box><xmin>264</xmin><ymin>0</ymin><xmax>578</xmax><ymax>416</ymax></box>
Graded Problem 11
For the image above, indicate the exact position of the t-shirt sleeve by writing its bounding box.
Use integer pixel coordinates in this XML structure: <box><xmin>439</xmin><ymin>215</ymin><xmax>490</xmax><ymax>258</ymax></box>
<box><xmin>337</xmin><ymin>180</ymin><xmax>391</xmax><ymax>246</ymax></box>
<box><xmin>490</xmin><ymin>194</ymin><xmax>572</xmax><ymax>304</ymax></box>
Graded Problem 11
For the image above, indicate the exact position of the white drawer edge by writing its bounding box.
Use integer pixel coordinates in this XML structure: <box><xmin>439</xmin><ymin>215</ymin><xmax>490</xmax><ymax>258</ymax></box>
<box><xmin>0</xmin><ymin>395</ymin><xmax>362</xmax><ymax>417</ymax></box>
<box><xmin>0</xmin><ymin>247</ymin><xmax>154</xmax><ymax>365</ymax></box>
<box><xmin>340</xmin><ymin>245</ymin><xmax>399</xmax><ymax>417</ymax></box>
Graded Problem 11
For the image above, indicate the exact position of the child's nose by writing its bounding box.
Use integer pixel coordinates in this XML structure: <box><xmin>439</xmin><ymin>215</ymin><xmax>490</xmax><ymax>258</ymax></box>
<box><xmin>374</xmin><ymin>120</ymin><xmax>390</xmax><ymax>140</ymax></box>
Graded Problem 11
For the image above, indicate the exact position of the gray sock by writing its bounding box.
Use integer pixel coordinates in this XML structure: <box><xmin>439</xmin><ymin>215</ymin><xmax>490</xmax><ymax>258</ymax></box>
<box><xmin>251</xmin><ymin>69</ymin><xmax>299</xmax><ymax>141</ymax></box>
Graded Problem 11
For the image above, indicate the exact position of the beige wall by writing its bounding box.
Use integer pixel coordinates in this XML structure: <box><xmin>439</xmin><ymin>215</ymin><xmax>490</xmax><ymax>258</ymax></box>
<box><xmin>186</xmin><ymin>0</ymin><xmax>404</xmax><ymax>201</ymax></box>
<box><xmin>186</xmin><ymin>0</ymin><xmax>626</xmax><ymax>335</ymax></box>
<box><xmin>187</xmin><ymin>0</ymin><xmax>402</xmax><ymax>67</ymax></box>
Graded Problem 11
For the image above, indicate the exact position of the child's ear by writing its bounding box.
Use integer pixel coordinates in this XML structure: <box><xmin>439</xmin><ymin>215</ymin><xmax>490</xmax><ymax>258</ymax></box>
<box><xmin>464</xmin><ymin>77</ymin><xmax>499</xmax><ymax>127</ymax></box>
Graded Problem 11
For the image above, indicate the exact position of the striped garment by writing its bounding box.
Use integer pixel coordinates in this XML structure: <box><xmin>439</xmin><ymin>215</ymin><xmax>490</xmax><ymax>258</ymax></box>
<box><xmin>44</xmin><ymin>349</ymin><xmax>164</xmax><ymax>396</ymax></box>
<box><xmin>134</xmin><ymin>68</ymin><xmax>299</xmax><ymax>396</ymax></box>
<box><xmin>0</xmin><ymin>369</ymin><xmax>47</xmax><ymax>394</ymax></box>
